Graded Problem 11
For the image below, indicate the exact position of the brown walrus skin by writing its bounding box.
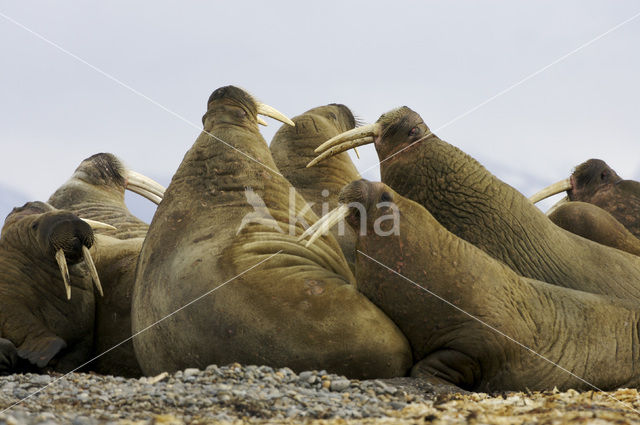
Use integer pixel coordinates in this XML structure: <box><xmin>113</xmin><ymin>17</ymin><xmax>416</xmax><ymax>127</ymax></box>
<box><xmin>548</xmin><ymin>201</ymin><xmax>640</xmax><ymax>257</ymax></box>
<box><xmin>49</xmin><ymin>153</ymin><xmax>148</xmax><ymax>377</ymax></box>
<box><xmin>340</xmin><ymin>180</ymin><xmax>640</xmax><ymax>392</ymax></box>
<box><xmin>566</xmin><ymin>159</ymin><xmax>640</xmax><ymax>238</ymax></box>
<box><xmin>0</xmin><ymin>202</ymin><xmax>96</xmax><ymax>373</ymax></box>
<box><xmin>270</xmin><ymin>104</ymin><xmax>361</xmax><ymax>272</ymax></box>
<box><xmin>132</xmin><ymin>86</ymin><xmax>412</xmax><ymax>379</ymax></box>
<box><xmin>343</xmin><ymin>107</ymin><xmax>640</xmax><ymax>300</ymax></box>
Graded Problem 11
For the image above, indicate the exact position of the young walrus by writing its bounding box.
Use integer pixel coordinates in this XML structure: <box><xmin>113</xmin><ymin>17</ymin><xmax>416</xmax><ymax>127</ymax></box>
<box><xmin>304</xmin><ymin>180</ymin><xmax>640</xmax><ymax>392</ymax></box>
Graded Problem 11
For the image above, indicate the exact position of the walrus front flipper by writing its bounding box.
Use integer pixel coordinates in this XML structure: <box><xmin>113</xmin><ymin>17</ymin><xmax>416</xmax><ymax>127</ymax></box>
<box><xmin>17</xmin><ymin>335</ymin><xmax>67</xmax><ymax>368</ymax></box>
<box><xmin>0</xmin><ymin>338</ymin><xmax>20</xmax><ymax>373</ymax></box>
<box><xmin>411</xmin><ymin>349</ymin><xmax>481</xmax><ymax>391</ymax></box>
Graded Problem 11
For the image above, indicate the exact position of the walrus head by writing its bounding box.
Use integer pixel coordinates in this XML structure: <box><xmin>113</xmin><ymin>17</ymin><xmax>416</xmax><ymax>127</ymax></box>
<box><xmin>202</xmin><ymin>85</ymin><xmax>294</xmax><ymax>131</ymax></box>
<box><xmin>3</xmin><ymin>202</ymin><xmax>109</xmax><ymax>300</ymax></box>
<box><xmin>306</xmin><ymin>106</ymin><xmax>433</xmax><ymax>168</ymax></box>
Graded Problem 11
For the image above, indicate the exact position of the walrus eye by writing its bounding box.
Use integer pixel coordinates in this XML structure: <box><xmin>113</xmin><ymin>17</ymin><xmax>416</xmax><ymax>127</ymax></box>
<box><xmin>601</xmin><ymin>170</ymin><xmax>609</xmax><ymax>181</ymax></box>
<box><xmin>380</xmin><ymin>192</ymin><xmax>392</xmax><ymax>203</ymax></box>
<box><xmin>31</xmin><ymin>222</ymin><xmax>39</xmax><ymax>231</ymax></box>
<box><xmin>408</xmin><ymin>127</ymin><xmax>419</xmax><ymax>137</ymax></box>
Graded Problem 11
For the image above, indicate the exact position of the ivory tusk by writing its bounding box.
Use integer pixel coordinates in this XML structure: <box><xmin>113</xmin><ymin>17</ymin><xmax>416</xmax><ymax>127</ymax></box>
<box><xmin>307</xmin><ymin>137</ymin><xmax>374</xmax><ymax>168</ymax></box>
<box><xmin>55</xmin><ymin>249</ymin><xmax>72</xmax><ymax>300</ymax></box>
<box><xmin>529</xmin><ymin>178</ymin><xmax>572</xmax><ymax>203</ymax></box>
<box><xmin>297</xmin><ymin>206</ymin><xmax>342</xmax><ymax>241</ymax></box>
<box><xmin>303</xmin><ymin>205</ymin><xmax>350</xmax><ymax>247</ymax></box>
<box><xmin>256</xmin><ymin>102</ymin><xmax>295</xmax><ymax>127</ymax></box>
<box><xmin>81</xmin><ymin>219</ymin><xmax>117</xmax><ymax>231</ymax></box>
<box><xmin>353</xmin><ymin>147</ymin><xmax>361</xmax><ymax>159</ymax></box>
<box><xmin>315</xmin><ymin>123</ymin><xmax>379</xmax><ymax>153</ymax></box>
<box><xmin>125</xmin><ymin>170</ymin><xmax>166</xmax><ymax>202</ymax></box>
<box><xmin>82</xmin><ymin>245</ymin><xmax>103</xmax><ymax>297</ymax></box>
<box><xmin>257</xmin><ymin>117</ymin><xmax>268</xmax><ymax>126</ymax></box>
<box><xmin>125</xmin><ymin>186</ymin><xmax>163</xmax><ymax>205</ymax></box>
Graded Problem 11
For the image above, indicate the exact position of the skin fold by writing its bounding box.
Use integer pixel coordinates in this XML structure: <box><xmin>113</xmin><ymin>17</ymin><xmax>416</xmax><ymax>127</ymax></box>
<box><xmin>342</xmin><ymin>180</ymin><xmax>640</xmax><ymax>392</ymax></box>
<box><xmin>566</xmin><ymin>159</ymin><xmax>640</xmax><ymax>238</ymax></box>
<box><xmin>132</xmin><ymin>86</ymin><xmax>411</xmax><ymax>379</ymax></box>
<box><xmin>0</xmin><ymin>202</ymin><xmax>96</xmax><ymax>373</ymax></box>
<box><xmin>270</xmin><ymin>104</ymin><xmax>361</xmax><ymax>272</ymax></box>
<box><xmin>49</xmin><ymin>153</ymin><xmax>146</xmax><ymax>377</ymax></box>
<box><xmin>365</xmin><ymin>107</ymin><xmax>640</xmax><ymax>301</ymax></box>
<box><xmin>548</xmin><ymin>201</ymin><xmax>640</xmax><ymax>257</ymax></box>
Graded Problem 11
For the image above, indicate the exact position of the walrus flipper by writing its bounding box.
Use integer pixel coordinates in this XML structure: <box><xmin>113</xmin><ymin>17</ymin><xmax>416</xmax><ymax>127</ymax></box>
<box><xmin>0</xmin><ymin>338</ymin><xmax>20</xmax><ymax>373</ymax></box>
<box><xmin>410</xmin><ymin>349</ymin><xmax>481</xmax><ymax>391</ymax></box>
<box><xmin>16</xmin><ymin>334</ymin><xmax>67</xmax><ymax>368</ymax></box>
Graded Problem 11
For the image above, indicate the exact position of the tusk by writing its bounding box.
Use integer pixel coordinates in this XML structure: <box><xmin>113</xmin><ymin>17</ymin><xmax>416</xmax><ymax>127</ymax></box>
<box><xmin>302</xmin><ymin>205</ymin><xmax>350</xmax><ymax>247</ymax></box>
<box><xmin>81</xmin><ymin>219</ymin><xmax>117</xmax><ymax>231</ymax></box>
<box><xmin>307</xmin><ymin>137</ymin><xmax>374</xmax><ymax>168</ymax></box>
<box><xmin>125</xmin><ymin>186</ymin><xmax>163</xmax><ymax>205</ymax></box>
<box><xmin>297</xmin><ymin>205</ymin><xmax>344</xmax><ymax>241</ymax></box>
<box><xmin>257</xmin><ymin>117</ymin><xmax>268</xmax><ymax>126</ymax></box>
<box><xmin>256</xmin><ymin>102</ymin><xmax>295</xmax><ymax>127</ymax></box>
<box><xmin>545</xmin><ymin>196</ymin><xmax>569</xmax><ymax>216</ymax></box>
<box><xmin>529</xmin><ymin>178</ymin><xmax>572</xmax><ymax>203</ymax></box>
<box><xmin>353</xmin><ymin>147</ymin><xmax>360</xmax><ymax>159</ymax></box>
<box><xmin>125</xmin><ymin>170</ymin><xmax>166</xmax><ymax>204</ymax></box>
<box><xmin>315</xmin><ymin>123</ymin><xmax>379</xmax><ymax>153</ymax></box>
<box><xmin>55</xmin><ymin>249</ymin><xmax>72</xmax><ymax>300</ymax></box>
<box><xmin>82</xmin><ymin>245</ymin><xmax>103</xmax><ymax>297</ymax></box>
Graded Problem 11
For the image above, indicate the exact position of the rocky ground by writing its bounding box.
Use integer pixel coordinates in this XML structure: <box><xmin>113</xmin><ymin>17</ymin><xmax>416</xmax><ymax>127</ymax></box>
<box><xmin>0</xmin><ymin>364</ymin><xmax>639</xmax><ymax>424</ymax></box>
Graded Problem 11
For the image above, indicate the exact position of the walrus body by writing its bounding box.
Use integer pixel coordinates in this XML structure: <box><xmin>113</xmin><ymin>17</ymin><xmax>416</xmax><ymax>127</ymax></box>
<box><xmin>548</xmin><ymin>201</ymin><xmax>640</xmax><ymax>256</ymax></box>
<box><xmin>340</xmin><ymin>180</ymin><xmax>640</xmax><ymax>392</ymax></box>
<box><xmin>310</xmin><ymin>107</ymin><xmax>640</xmax><ymax>300</ymax></box>
<box><xmin>270</xmin><ymin>104</ymin><xmax>361</xmax><ymax>271</ymax></box>
<box><xmin>0</xmin><ymin>202</ymin><xmax>96</xmax><ymax>373</ymax></box>
<box><xmin>49</xmin><ymin>153</ymin><xmax>157</xmax><ymax>377</ymax></box>
<box><xmin>132</xmin><ymin>86</ymin><xmax>411</xmax><ymax>378</ymax></box>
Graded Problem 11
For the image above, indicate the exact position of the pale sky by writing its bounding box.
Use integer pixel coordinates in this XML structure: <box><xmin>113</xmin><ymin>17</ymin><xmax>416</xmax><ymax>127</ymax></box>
<box><xmin>1</xmin><ymin>1</ymin><xmax>639</xmax><ymax>223</ymax></box>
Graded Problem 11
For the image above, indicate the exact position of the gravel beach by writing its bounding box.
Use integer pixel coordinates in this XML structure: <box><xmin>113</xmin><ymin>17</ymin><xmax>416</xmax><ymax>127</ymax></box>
<box><xmin>1</xmin><ymin>364</ymin><xmax>640</xmax><ymax>424</ymax></box>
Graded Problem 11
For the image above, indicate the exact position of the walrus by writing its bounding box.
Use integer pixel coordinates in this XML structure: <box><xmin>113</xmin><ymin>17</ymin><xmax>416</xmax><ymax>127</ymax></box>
<box><xmin>308</xmin><ymin>106</ymin><xmax>640</xmax><ymax>301</ymax></box>
<box><xmin>530</xmin><ymin>158</ymin><xmax>640</xmax><ymax>238</ymax></box>
<box><xmin>547</xmin><ymin>201</ymin><xmax>640</xmax><ymax>257</ymax></box>
<box><xmin>0</xmin><ymin>201</ymin><xmax>105</xmax><ymax>372</ymax></box>
<box><xmin>303</xmin><ymin>180</ymin><xmax>640</xmax><ymax>392</ymax></box>
<box><xmin>49</xmin><ymin>153</ymin><xmax>164</xmax><ymax>377</ymax></box>
<box><xmin>132</xmin><ymin>86</ymin><xmax>411</xmax><ymax>378</ymax></box>
<box><xmin>270</xmin><ymin>104</ymin><xmax>361</xmax><ymax>272</ymax></box>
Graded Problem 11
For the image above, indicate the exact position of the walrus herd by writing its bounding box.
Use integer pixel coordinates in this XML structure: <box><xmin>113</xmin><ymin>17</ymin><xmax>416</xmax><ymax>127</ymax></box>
<box><xmin>1</xmin><ymin>85</ymin><xmax>639</xmax><ymax>393</ymax></box>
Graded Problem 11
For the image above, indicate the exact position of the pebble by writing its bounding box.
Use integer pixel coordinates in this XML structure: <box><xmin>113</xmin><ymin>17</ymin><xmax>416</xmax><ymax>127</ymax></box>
<box><xmin>0</xmin><ymin>365</ymin><xmax>427</xmax><ymax>424</ymax></box>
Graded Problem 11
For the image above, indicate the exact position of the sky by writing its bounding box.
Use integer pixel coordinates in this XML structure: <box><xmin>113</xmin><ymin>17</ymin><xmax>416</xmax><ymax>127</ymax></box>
<box><xmin>1</xmin><ymin>1</ymin><xmax>639</xmax><ymax>223</ymax></box>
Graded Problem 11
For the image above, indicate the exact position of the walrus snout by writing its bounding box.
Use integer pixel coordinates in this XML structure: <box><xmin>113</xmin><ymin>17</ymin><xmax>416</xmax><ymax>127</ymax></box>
<box><xmin>38</xmin><ymin>213</ymin><xmax>94</xmax><ymax>263</ymax></box>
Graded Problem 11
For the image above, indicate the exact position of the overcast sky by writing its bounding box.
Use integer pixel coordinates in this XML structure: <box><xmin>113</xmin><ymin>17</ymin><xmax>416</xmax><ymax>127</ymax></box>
<box><xmin>1</xmin><ymin>1</ymin><xmax>639</xmax><ymax>223</ymax></box>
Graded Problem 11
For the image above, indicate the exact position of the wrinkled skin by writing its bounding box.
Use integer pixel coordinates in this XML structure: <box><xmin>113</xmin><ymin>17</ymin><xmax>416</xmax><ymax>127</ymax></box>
<box><xmin>270</xmin><ymin>104</ymin><xmax>361</xmax><ymax>272</ymax></box>
<box><xmin>132</xmin><ymin>86</ymin><xmax>411</xmax><ymax>378</ymax></box>
<box><xmin>567</xmin><ymin>159</ymin><xmax>640</xmax><ymax>238</ymax></box>
<box><xmin>49</xmin><ymin>153</ymin><xmax>144</xmax><ymax>377</ymax></box>
<box><xmin>371</xmin><ymin>107</ymin><xmax>640</xmax><ymax>300</ymax></box>
<box><xmin>344</xmin><ymin>180</ymin><xmax>640</xmax><ymax>392</ymax></box>
<box><xmin>549</xmin><ymin>202</ymin><xmax>640</xmax><ymax>257</ymax></box>
<box><xmin>0</xmin><ymin>202</ymin><xmax>95</xmax><ymax>373</ymax></box>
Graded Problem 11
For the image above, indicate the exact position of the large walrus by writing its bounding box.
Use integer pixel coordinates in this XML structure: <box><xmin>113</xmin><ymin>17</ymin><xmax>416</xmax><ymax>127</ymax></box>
<box><xmin>270</xmin><ymin>104</ymin><xmax>361</xmax><ymax>271</ymax></box>
<box><xmin>303</xmin><ymin>180</ymin><xmax>640</xmax><ymax>391</ymax></box>
<box><xmin>0</xmin><ymin>202</ymin><xmax>104</xmax><ymax>373</ymax></box>
<box><xmin>131</xmin><ymin>86</ymin><xmax>411</xmax><ymax>378</ymax></box>
<box><xmin>309</xmin><ymin>107</ymin><xmax>640</xmax><ymax>300</ymax></box>
<box><xmin>49</xmin><ymin>153</ymin><xmax>164</xmax><ymax>377</ymax></box>
<box><xmin>531</xmin><ymin>159</ymin><xmax>640</xmax><ymax>238</ymax></box>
